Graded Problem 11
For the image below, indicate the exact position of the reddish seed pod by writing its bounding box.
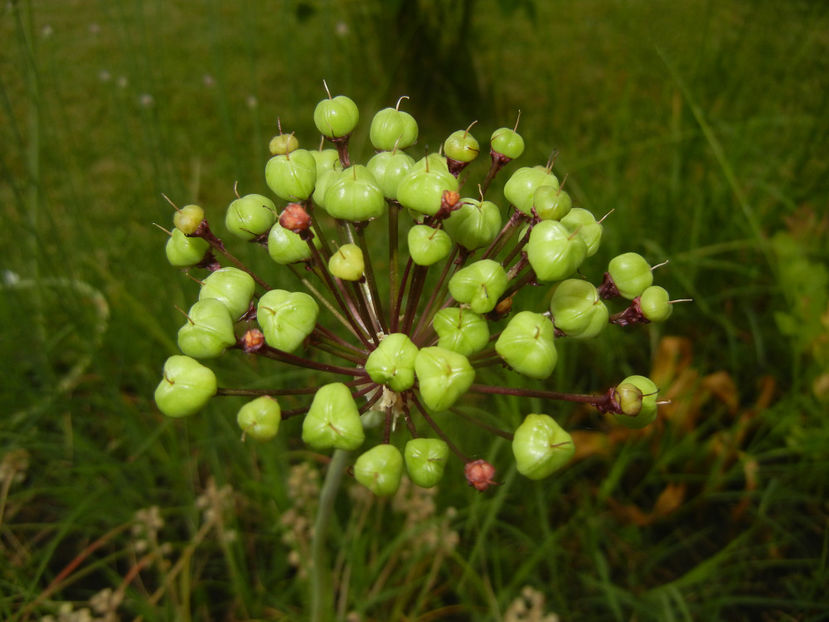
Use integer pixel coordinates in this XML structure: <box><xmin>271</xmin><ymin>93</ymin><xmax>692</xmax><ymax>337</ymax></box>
<box><xmin>279</xmin><ymin>203</ymin><xmax>312</xmax><ymax>233</ymax></box>
<box><xmin>464</xmin><ymin>459</ymin><xmax>498</xmax><ymax>492</ymax></box>
<box><xmin>241</xmin><ymin>328</ymin><xmax>265</xmax><ymax>352</ymax></box>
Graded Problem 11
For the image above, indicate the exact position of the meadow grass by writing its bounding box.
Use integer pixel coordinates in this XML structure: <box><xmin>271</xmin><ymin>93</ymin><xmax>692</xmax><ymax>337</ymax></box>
<box><xmin>1</xmin><ymin>0</ymin><xmax>827</xmax><ymax>620</ymax></box>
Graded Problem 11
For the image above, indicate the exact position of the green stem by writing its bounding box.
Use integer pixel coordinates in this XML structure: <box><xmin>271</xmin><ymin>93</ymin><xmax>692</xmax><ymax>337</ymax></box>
<box><xmin>311</xmin><ymin>449</ymin><xmax>351</xmax><ymax>622</ymax></box>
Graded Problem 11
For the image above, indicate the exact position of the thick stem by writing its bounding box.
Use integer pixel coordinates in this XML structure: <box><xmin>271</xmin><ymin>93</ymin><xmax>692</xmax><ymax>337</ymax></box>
<box><xmin>310</xmin><ymin>449</ymin><xmax>351</xmax><ymax>622</ymax></box>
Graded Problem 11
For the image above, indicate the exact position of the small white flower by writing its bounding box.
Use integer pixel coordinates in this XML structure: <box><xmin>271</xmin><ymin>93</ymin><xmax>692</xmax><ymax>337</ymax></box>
<box><xmin>139</xmin><ymin>93</ymin><xmax>155</xmax><ymax>108</ymax></box>
<box><xmin>117</xmin><ymin>76</ymin><xmax>128</xmax><ymax>89</ymax></box>
<box><xmin>203</xmin><ymin>74</ymin><xmax>215</xmax><ymax>88</ymax></box>
<box><xmin>246</xmin><ymin>94</ymin><xmax>258</xmax><ymax>109</ymax></box>
<box><xmin>41</xmin><ymin>24</ymin><xmax>53</xmax><ymax>38</ymax></box>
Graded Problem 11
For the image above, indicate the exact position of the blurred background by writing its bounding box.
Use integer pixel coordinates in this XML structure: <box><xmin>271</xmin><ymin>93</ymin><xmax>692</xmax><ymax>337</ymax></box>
<box><xmin>1</xmin><ymin>0</ymin><xmax>827</xmax><ymax>620</ymax></box>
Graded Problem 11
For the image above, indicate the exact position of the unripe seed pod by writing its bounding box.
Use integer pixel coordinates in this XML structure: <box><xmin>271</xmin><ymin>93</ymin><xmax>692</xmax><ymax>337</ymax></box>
<box><xmin>614</xmin><ymin>383</ymin><xmax>643</xmax><ymax>416</ymax></box>
<box><xmin>561</xmin><ymin>208</ymin><xmax>602</xmax><ymax>257</ymax></box>
<box><xmin>490</xmin><ymin>127</ymin><xmax>524</xmax><ymax>160</ymax></box>
<box><xmin>177</xmin><ymin>298</ymin><xmax>237</xmax><ymax>359</ymax></box>
<box><xmin>369</xmin><ymin>107</ymin><xmax>418</xmax><ymax>151</ymax></box>
<box><xmin>448</xmin><ymin>259</ymin><xmax>509</xmax><ymax>314</ymax></box>
<box><xmin>311</xmin><ymin>148</ymin><xmax>342</xmax><ymax>177</ymax></box>
<box><xmin>302</xmin><ymin>382</ymin><xmax>365</xmax><ymax>450</ymax></box>
<box><xmin>404</xmin><ymin>438</ymin><xmax>449</xmax><ymax>488</ymax></box>
<box><xmin>407</xmin><ymin>225</ymin><xmax>452</xmax><ymax>266</ymax></box>
<box><xmin>495</xmin><ymin>311</ymin><xmax>558</xmax><ymax>379</ymax></box>
<box><xmin>199</xmin><ymin>267</ymin><xmax>256</xmax><ymax>319</ymax></box>
<box><xmin>165</xmin><ymin>228</ymin><xmax>209</xmax><ymax>267</ymax></box>
<box><xmin>512</xmin><ymin>414</ymin><xmax>575</xmax><ymax>479</ymax></box>
<box><xmin>366</xmin><ymin>151</ymin><xmax>415</xmax><ymax>200</ymax></box>
<box><xmin>225</xmin><ymin>193</ymin><xmax>276</xmax><ymax>240</ymax></box>
<box><xmin>504</xmin><ymin>166</ymin><xmax>558</xmax><ymax>216</ymax></box>
<box><xmin>608</xmin><ymin>252</ymin><xmax>653</xmax><ymax>300</ymax></box>
<box><xmin>328</xmin><ymin>243</ymin><xmax>365</xmax><ymax>281</ymax></box>
<box><xmin>533</xmin><ymin>185</ymin><xmax>572</xmax><ymax>221</ymax></box>
<box><xmin>257</xmin><ymin>289</ymin><xmax>319</xmax><ymax>353</ymax></box>
<box><xmin>396</xmin><ymin>165</ymin><xmax>459</xmax><ymax>216</ymax></box>
<box><xmin>442</xmin><ymin>199</ymin><xmax>502</xmax><ymax>251</ymax></box>
<box><xmin>444</xmin><ymin>129</ymin><xmax>480</xmax><ymax>163</ymax></box>
<box><xmin>638</xmin><ymin>285</ymin><xmax>673</xmax><ymax>322</ymax></box>
<box><xmin>237</xmin><ymin>395</ymin><xmax>281</xmax><ymax>441</ymax></box>
<box><xmin>314</xmin><ymin>94</ymin><xmax>359</xmax><ymax>139</ymax></box>
<box><xmin>549</xmin><ymin>279</ymin><xmax>609</xmax><ymax>339</ymax></box>
<box><xmin>154</xmin><ymin>355</ymin><xmax>217</xmax><ymax>418</ymax></box>
<box><xmin>267</xmin><ymin>222</ymin><xmax>311</xmax><ymax>265</ymax></box>
<box><xmin>323</xmin><ymin>165</ymin><xmax>386</xmax><ymax>221</ymax></box>
<box><xmin>432</xmin><ymin>307</ymin><xmax>490</xmax><ymax>356</ymax></box>
<box><xmin>269</xmin><ymin>133</ymin><xmax>299</xmax><ymax>155</ymax></box>
<box><xmin>265</xmin><ymin>149</ymin><xmax>317</xmax><ymax>201</ymax></box>
<box><xmin>365</xmin><ymin>333</ymin><xmax>419</xmax><ymax>391</ymax></box>
<box><xmin>611</xmin><ymin>375</ymin><xmax>659</xmax><ymax>429</ymax></box>
<box><xmin>526</xmin><ymin>220</ymin><xmax>587</xmax><ymax>283</ymax></box>
<box><xmin>354</xmin><ymin>444</ymin><xmax>403</xmax><ymax>496</ymax></box>
<box><xmin>410</xmin><ymin>153</ymin><xmax>450</xmax><ymax>175</ymax></box>
<box><xmin>414</xmin><ymin>346</ymin><xmax>475</xmax><ymax>412</ymax></box>
<box><xmin>173</xmin><ymin>204</ymin><xmax>205</xmax><ymax>235</ymax></box>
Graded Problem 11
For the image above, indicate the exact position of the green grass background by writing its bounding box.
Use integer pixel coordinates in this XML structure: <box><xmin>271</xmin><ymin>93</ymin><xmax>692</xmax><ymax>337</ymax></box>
<box><xmin>1</xmin><ymin>0</ymin><xmax>827</xmax><ymax>620</ymax></box>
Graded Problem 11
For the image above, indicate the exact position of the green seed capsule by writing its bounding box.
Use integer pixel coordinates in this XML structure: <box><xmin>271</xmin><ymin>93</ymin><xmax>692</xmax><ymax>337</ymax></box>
<box><xmin>396</xmin><ymin>166</ymin><xmax>459</xmax><ymax>216</ymax></box>
<box><xmin>265</xmin><ymin>149</ymin><xmax>317</xmax><ymax>201</ymax></box>
<box><xmin>490</xmin><ymin>127</ymin><xmax>525</xmax><ymax>160</ymax></box>
<box><xmin>533</xmin><ymin>185</ymin><xmax>572</xmax><ymax>221</ymax></box>
<box><xmin>302</xmin><ymin>382</ymin><xmax>365</xmax><ymax>450</ymax></box>
<box><xmin>257</xmin><ymin>289</ymin><xmax>319</xmax><ymax>353</ymax></box>
<box><xmin>404</xmin><ymin>438</ymin><xmax>449</xmax><ymax>488</ymax></box>
<box><xmin>611</xmin><ymin>375</ymin><xmax>659</xmax><ymax>429</ymax></box>
<box><xmin>154</xmin><ymin>355</ymin><xmax>217</xmax><ymax>418</ymax></box>
<box><xmin>267</xmin><ymin>222</ymin><xmax>312</xmax><ymax>265</ymax></box>
<box><xmin>366</xmin><ymin>151</ymin><xmax>415</xmax><ymax>200</ymax></box>
<box><xmin>225</xmin><ymin>193</ymin><xmax>277</xmax><ymax>240</ymax></box>
<box><xmin>504</xmin><ymin>166</ymin><xmax>558</xmax><ymax>216</ymax></box>
<box><xmin>314</xmin><ymin>94</ymin><xmax>359</xmax><ymax>139</ymax></box>
<box><xmin>512</xmin><ymin>413</ymin><xmax>575</xmax><ymax>479</ymax></box>
<box><xmin>442</xmin><ymin>199</ymin><xmax>502</xmax><ymax>251</ymax></box>
<box><xmin>432</xmin><ymin>307</ymin><xmax>490</xmax><ymax>356</ymax></box>
<box><xmin>328</xmin><ymin>243</ymin><xmax>365</xmax><ymax>281</ymax></box>
<box><xmin>165</xmin><ymin>228</ymin><xmax>209</xmax><ymax>267</ymax></box>
<box><xmin>269</xmin><ymin>133</ymin><xmax>299</xmax><ymax>155</ymax></box>
<box><xmin>549</xmin><ymin>279</ymin><xmax>608</xmax><ymax>339</ymax></box>
<box><xmin>414</xmin><ymin>346</ymin><xmax>475</xmax><ymax>412</ymax></box>
<box><xmin>369</xmin><ymin>107</ymin><xmax>418</xmax><ymax>151</ymax></box>
<box><xmin>365</xmin><ymin>332</ymin><xmax>419</xmax><ymax>392</ymax></box>
<box><xmin>526</xmin><ymin>220</ymin><xmax>587</xmax><ymax>283</ymax></box>
<box><xmin>177</xmin><ymin>298</ymin><xmax>237</xmax><ymax>359</ymax></box>
<box><xmin>173</xmin><ymin>204</ymin><xmax>205</xmax><ymax>235</ymax></box>
<box><xmin>311</xmin><ymin>148</ymin><xmax>342</xmax><ymax>177</ymax></box>
<box><xmin>199</xmin><ymin>267</ymin><xmax>256</xmax><ymax>319</ymax></box>
<box><xmin>444</xmin><ymin>129</ymin><xmax>480</xmax><ymax>163</ymax></box>
<box><xmin>608</xmin><ymin>252</ymin><xmax>653</xmax><ymax>299</ymax></box>
<box><xmin>237</xmin><ymin>395</ymin><xmax>281</xmax><ymax>440</ymax></box>
<box><xmin>448</xmin><ymin>259</ymin><xmax>508</xmax><ymax>314</ymax></box>
<box><xmin>495</xmin><ymin>311</ymin><xmax>558</xmax><ymax>379</ymax></box>
<box><xmin>639</xmin><ymin>285</ymin><xmax>672</xmax><ymax>322</ymax></box>
<box><xmin>323</xmin><ymin>165</ymin><xmax>386</xmax><ymax>221</ymax></box>
<box><xmin>407</xmin><ymin>225</ymin><xmax>452</xmax><ymax>266</ymax></box>
<box><xmin>561</xmin><ymin>208</ymin><xmax>602</xmax><ymax>257</ymax></box>
<box><xmin>354</xmin><ymin>444</ymin><xmax>403</xmax><ymax>496</ymax></box>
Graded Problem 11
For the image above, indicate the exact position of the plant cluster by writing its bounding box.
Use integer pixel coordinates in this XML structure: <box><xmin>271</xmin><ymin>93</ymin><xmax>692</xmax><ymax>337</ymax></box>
<box><xmin>154</xmin><ymin>86</ymin><xmax>683</xmax><ymax>496</ymax></box>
